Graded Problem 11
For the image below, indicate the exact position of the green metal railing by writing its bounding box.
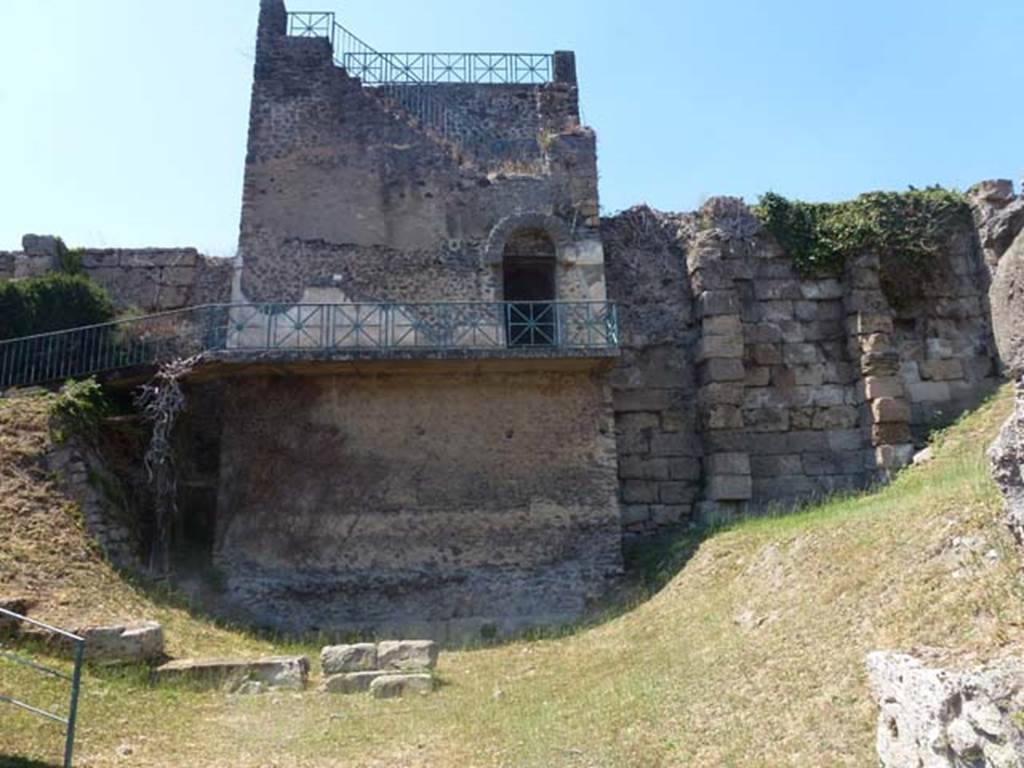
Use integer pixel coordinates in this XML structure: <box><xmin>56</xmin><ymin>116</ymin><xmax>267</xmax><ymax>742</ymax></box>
<box><xmin>0</xmin><ymin>301</ymin><xmax>618</xmax><ymax>389</ymax></box>
<box><xmin>0</xmin><ymin>608</ymin><xmax>85</xmax><ymax>768</ymax></box>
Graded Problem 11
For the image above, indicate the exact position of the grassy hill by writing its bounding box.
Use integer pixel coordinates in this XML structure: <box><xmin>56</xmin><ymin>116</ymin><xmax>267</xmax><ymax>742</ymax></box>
<box><xmin>1</xmin><ymin>385</ymin><xmax>1021</xmax><ymax>767</ymax></box>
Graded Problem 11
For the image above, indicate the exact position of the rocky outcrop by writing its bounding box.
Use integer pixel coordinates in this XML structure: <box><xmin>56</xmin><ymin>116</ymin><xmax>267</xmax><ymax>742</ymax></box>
<box><xmin>990</xmin><ymin>378</ymin><xmax>1024</xmax><ymax>545</ymax></box>
<box><xmin>970</xmin><ymin>180</ymin><xmax>1024</xmax><ymax>271</ymax></box>
<box><xmin>989</xmin><ymin>231</ymin><xmax>1024</xmax><ymax>376</ymax></box>
<box><xmin>867</xmin><ymin>651</ymin><xmax>1024</xmax><ymax>767</ymax></box>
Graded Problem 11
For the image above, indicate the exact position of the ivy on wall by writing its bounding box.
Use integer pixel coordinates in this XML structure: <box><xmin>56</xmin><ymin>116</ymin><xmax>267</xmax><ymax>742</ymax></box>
<box><xmin>753</xmin><ymin>187</ymin><xmax>973</xmax><ymax>306</ymax></box>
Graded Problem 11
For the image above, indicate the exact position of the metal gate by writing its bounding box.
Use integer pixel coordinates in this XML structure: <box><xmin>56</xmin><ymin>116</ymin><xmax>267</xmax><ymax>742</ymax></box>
<box><xmin>0</xmin><ymin>607</ymin><xmax>85</xmax><ymax>768</ymax></box>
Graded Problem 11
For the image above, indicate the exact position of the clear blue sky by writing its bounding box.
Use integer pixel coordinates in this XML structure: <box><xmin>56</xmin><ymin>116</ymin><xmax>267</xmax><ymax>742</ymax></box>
<box><xmin>1</xmin><ymin>1</ymin><xmax>1021</xmax><ymax>256</ymax></box>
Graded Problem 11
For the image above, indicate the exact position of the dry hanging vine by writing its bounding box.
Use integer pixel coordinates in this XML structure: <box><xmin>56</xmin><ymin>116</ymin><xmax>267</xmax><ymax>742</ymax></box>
<box><xmin>134</xmin><ymin>355</ymin><xmax>203</xmax><ymax>574</ymax></box>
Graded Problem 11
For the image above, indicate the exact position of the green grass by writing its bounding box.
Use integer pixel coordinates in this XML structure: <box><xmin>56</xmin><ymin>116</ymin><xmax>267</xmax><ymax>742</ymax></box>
<box><xmin>1</xmin><ymin>386</ymin><xmax>1021</xmax><ymax>767</ymax></box>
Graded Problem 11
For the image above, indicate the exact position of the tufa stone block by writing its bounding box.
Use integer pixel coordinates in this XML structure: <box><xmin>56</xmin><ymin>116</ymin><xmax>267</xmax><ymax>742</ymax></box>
<box><xmin>376</xmin><ymin>641</ymin><xmax>438</xmax><ymax>672</ymax></box>
<box><xmin>321</xmin><ymin>643</ymin><xmax>377</xmax><ymax>675</ymax></box>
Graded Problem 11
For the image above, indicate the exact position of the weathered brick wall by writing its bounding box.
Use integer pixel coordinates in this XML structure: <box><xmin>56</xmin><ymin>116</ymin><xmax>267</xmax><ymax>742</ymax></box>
<box><xmin>603</xmin><ymin>196</ymin><xmax>1001</xmax><ymax>530</ymax></box>
<box><xmin>209</xmin><ymin>364</ymin><xmax>622</xmax><ymax>641</ymax></box>
<box><xmin>238</xmin><ymin>0</ymin><xmax>603</xmax><ymax>305</ymax></box>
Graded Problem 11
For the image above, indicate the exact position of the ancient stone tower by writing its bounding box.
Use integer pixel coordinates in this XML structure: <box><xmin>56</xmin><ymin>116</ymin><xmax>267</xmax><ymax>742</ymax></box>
<box><xmin>212</xmin><ymin>0</ymin><xmax>623</xmax><ymax>638</ymax></box>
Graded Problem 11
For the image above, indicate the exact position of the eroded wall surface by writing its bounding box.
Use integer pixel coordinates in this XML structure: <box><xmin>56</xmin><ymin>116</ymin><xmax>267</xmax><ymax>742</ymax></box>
<box><xmin>237</xmin><ymin>0</ymin><xmax>604</xmax><ymax>306</ymax></box>
<box><xmin>603</xmin><ymin>196</ymin><xmax>1001</xmax><ymax>531</ymax></box>
<box><xmin>211</xmin><ymin>366</ymin><xmax>622</xmax><ymax>640</ymax></box>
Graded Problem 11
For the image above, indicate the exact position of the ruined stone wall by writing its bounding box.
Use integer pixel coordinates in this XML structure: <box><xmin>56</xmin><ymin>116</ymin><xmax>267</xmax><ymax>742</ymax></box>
<box><xmin>209</xmin><ymin>364</ymin><xmax>622</xmax><ymax>641</ymax></box>
<box><xmin>0</xmin><ymin>235</ymin><xmax>234</xmax><ymax>313</ymax></box>
<box><xmin>603</xmin><ymin>196</ymin><xmax>1001</xmax><ymax>531</ymax></box>
<box><xmin>238</xmin><ymin>0</ymin><xmax>603</xmax><ymax>305</ymax></box>
<box><xmin>602</xmin><ymin>208</ymin><xmax>702</xmax><ymax>535</ymax></box>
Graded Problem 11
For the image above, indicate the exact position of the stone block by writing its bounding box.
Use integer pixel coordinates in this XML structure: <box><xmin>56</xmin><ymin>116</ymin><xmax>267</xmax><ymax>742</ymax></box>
<box><xmin>744</xmin><ymin>408</ymin><xmax>790</xmax><ymax>432</ymax></box>
<box><xmin>705</xmin><ymin>452</ymin><xmax>751</xmax><ymax>476</ymax></box>
<box><xmin>154</xmin><ymin>656</ymin><xmax>310</xmax><ymax>691</ymax></box>
<box><xmin>650</xmin><ymin>432</ymin><xmax>697</xmax><ymax>457</ymax></box>
<box><xmin>800</xmin><ymin>279</ymin><xmax>844</xmax><ymax>300</ymax></box>
<box><xmin>749</xmin><ymin>454</ymin><xmax>803</xmax><ymax>477</ymax></box>
<box><xmin>873</xmin><ymin>444</ymin><xmax>915</xmax><ymax>471</ymax></box>
<box><xmin>698</xmin><ymin>334</ymin><xmax>744</xmax><ymax>361</ymax></box>
<box><xmin>651</xmin><ymin>504</ymin><xmax>689</xmax><ymax>526</ymax></box>
<box><xmin>926</xmin><ymin>338</ymin><xmax>955</xmax><ymax>359</ymax></box>
<box><xmin>861</xmin><ymin>352</ymin><xmax>900</xmax><ymax>377</ymax></box>
<box><xmin>698</xmin><ymin>290</ymin><xmax>740</xmax><ymax>317</ymax></box>
<box><xmin>755</xmin><ymin>280</ymin><xmax>803</xmax><ymax>300</ymax></box>
<box><xmin>704</xmin><ymin>405</ymin><xmax>744</xmax><ymax>430</ymax></box>
<box><xmin>794</xmin><ymin>300</ymin><xmax>819</xmax><ymax>322</ymax></box>
<box><xmin>789</xmin><ymin>407</ymin><xmax>815</xmax><ymax>430</ymax></box>
<box><xmin>699</xmin><ymin>383</ymin><xmax>745</xmax><ymax>406</ymax></box>
<box><xmin>907</xmin><ymin>381</ymin><xmax>952</xmax><ymax>403</ymax></box>
<box><xmin>865</xmin><ymin>376</ymin><xmax>904</xmax><ymax>400</ymax></box>
<box><xmin>783</xmin><ymin>343</ymin><xmax>822</xmax><ymax>365</ymax></box>
<box><xmin>621</xmin><ymin>505</ymin><xmax>651</xmax><ymax>526</ymax></box>
<box><xmin>744</xmin><ymin>322</ymin><xmax>783</xmax><ymax>344</ymax></box>
<box><xmin>699</xmin><ymin>358</ymin><xmax>746</xmax><ymax>384</ymax></box>
<box><xmin>322</xmin><ymin>671</ymin><xmax>388</xmax><ymax>694</ymax></box>
<box><xmin>828</xmin><ymin>429</ymin><xmax>865</xmax><ymax>453</ymax></box>
<box><xmin>919</xmin><ymin>359</ymin><xmax>964</xmax><ymax>381</ymax></box>
<box><xmin>801</xmin><ymin>452</ymin><xmax>842</xmax><ymax>476</ymax></box>
<box><xmin>376</xmin><ymin>640</ymin><xmax>438</xmax><ymax>672</ymax></box>
<box><xmin>813</xmin><ymin>406</ymin><xmax>859</xmax><ymax>430</ymax></box>
<box><xmin>745</xmin><ymin>366</ymin><xmax>771</xmax><ymax>387</ymax></box>
<box><xmin>702</xmin><ymin>314</ymin><xmax>742</xmax><ymax>336</ymax></box>
<box><xmin>759</xmin><ymin>300</ymin><xmax>795</xmax><ymax>321</ymax></box>
<box><xmin>370</xmin><ymin>674</ymin><xmax>435</xmax><ymax>699</ymax></box>
<box><xmin>622</xmin><ymin>480</ymin><xmax>659</xmax><ymax>504</ymax></box>
<box><xmin>659</xmin><ymin>482</ymin><xmax>695</xmax><ymax>504</ymax></box>
<box><xmin>750</xmin><ymin>344</ymin><xmax>783</xmax><ymax>366</ymax></box>
<box><xmin>321</xmin><ymin>643</ymin><xmax>377</xmax><ymax>675</ymax></box>
<box><xmin>613</xmin><ymin>389</ymin><xmax>673</xmax><ymax>413</ymax></box>
<box><xmin>706</xmin><ymin>475</ymin><xmax>753</xmax><ymax>501</ymax></box>
<box><xmin>77</xmin><ymin>621</ymin><xmax>164</xmax><ymax>664</ymax></box>
<box><xmin>669</xmin><ymin>457</ymin><xmax>702</xmax><ymax>481</ymax></box>
<box><xmin>792</xmin><ymin>364</ymin><xmax>827</xmax><ymax>387</ymax></box>
<box><xmin>853</xmin><ymin>314</ymin><xmax>894</xmax><ymax>335</ymax></box>
<box><xmin>870</xmin><ymin>398</ymin><xmax>911</xmax><ymax>424</ymax></box>
<box><xmin>872</xmin><ymin>422</ymin><xmax>913</xmax><ymax>446</ymax></box>
<box><xmin>619</xmin><ymin>456</ymin><xmax>670</xmax><ymax>481</ymax></box>
<box><xmin>847</xmin><ymin>290</ymin><xmax>889</xmax><ymax>314</ymax></box>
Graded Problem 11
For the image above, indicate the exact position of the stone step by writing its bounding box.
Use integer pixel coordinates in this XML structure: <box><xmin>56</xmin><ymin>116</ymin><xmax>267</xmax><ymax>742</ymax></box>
<box><xmin>153</xmin><ymin>656</ymin><xmax>309</xmax><ymax>692</ymax></box>
<box><xmin>320</xmin><ymin>639</ymin><xmax>439</xmax><ymax>675</ymax></box>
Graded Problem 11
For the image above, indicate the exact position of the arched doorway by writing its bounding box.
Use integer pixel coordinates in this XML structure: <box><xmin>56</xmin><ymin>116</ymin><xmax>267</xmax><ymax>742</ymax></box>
<box><xmin>502</xmin><ymin>229</ymin><xmax>557</xmax><ymax>347</ymax></box>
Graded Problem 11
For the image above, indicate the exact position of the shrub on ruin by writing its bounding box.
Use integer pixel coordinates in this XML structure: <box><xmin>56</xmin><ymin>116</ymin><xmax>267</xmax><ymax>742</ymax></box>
<box><xmin>0</xmin><ymin>272</ymin><xmax>115</xmax><ymax>340</ymax></box>
<box><xmin>753</xmin><ymin>187</ymin><xmax>973</xmax><ymax>306</ymax></box>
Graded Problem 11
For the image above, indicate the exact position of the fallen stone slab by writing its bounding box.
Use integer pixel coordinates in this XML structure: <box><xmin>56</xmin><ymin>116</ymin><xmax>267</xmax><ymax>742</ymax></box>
<box><xmin>154</xmin><ymin>656</ymin><xmax>310</xmax><ymax>692</ymax></box>
<box><xmin>321</xmin><ymin>643</ymin><xmax>377</xmax><ymax>674</ymax></box>
<box><xmin>76</xmin><ymin>621</ymin><xmax>165</xmax><ymax>664</ymax></box>
<box><xmin>321</xmin><ymin>670</ymin><xmax>388</xmax><ymax>694</ymax></box>
<box><xmin>376</xmin><ymin>640</ymin><xmax>438</xmax><ymax>671</ymax></box>
<box><xmin>369</xmin><ymin>674</ymin><xmax>435</xmax><ymax>699</ymax></box>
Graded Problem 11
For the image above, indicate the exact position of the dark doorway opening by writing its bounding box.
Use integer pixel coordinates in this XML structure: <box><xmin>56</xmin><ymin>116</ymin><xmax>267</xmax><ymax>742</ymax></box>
<box><xmin>502</xmin><ymin>229</ymin><xmax>557</xmax><ymax>347</ymax></box>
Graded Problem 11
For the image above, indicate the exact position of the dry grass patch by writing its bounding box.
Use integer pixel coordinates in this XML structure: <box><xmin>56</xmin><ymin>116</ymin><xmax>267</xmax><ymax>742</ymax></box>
<box><xmin>1</xmin><ymin>385</ymin><xmax>1022</xmax><ymax>767</ymax></box>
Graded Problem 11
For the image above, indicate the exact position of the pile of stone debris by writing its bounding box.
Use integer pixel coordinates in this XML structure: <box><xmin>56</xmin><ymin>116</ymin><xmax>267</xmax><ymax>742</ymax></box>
<box><xmin>1</xmin><ymin>601</ymin><xmax>439</xmax><ymax>700</ymax></box>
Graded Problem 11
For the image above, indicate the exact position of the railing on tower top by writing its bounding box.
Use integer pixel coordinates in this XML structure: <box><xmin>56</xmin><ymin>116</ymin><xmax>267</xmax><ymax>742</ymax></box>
<box><xmin>0</xmin><ymin>301</ymin><xmax>619</xmax><ymax>389</ymax></box>
<box><xmin>286</xmin><ymin>12</ymin><xmax>554</xmax><ymax>84</ymax></box>
<box><xmin>284</xmin><ymin>12</ymin><xmax>554</xmax><ymax>151</ymax></box>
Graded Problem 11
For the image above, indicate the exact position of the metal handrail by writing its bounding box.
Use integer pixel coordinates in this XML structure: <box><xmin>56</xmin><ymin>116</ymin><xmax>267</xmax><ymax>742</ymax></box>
<box><xmin>0</xmin><ymin>301</ymin><xmax>619</xmax><ymax>389</ymax></box>
<box><xmin>0</xmin><ymin>608</ymin><xmax>85</xmax><ymax>767</ymax></box>
<box><xmin>284</xmin><ymin>12</ymin><xmax>554</xmax><ymax>156</ymax></box>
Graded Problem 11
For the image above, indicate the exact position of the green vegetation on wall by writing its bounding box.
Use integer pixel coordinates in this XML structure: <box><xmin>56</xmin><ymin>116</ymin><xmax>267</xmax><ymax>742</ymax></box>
<box><xmin>0</xmin><ymin>253</ymin><xmax>115</xmax><ymax>341</ymax></box>
<box><xmin>753</xmin><ymin>187</ymin><xmax>973</xmax><ymax>306</ymax></box>
<box><xmin>50</xmin><ymin>377</ymin><xmax>114</xmax><ymax>443</ymax></box>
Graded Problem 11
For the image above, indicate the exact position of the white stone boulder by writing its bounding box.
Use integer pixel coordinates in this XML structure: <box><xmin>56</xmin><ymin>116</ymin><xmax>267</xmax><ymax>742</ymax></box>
<box><xmin>154</xmin><ymin>655</ymin><xmax>309</xmax><ymax>692</ymax></box>
<box><xmin>866</xmin><ymin>651</ymin><xmax>1024</xmax><ymax>768</ymax></box>
<box><xmin>369</xmin><ymin>674</ymin><xmax>435</xmax><ymax>699</ymax></box>
<box><xmin>320</xmin><ymin>643</ymin><xmax>377</xmax><ymax>674</ymax></box>
<box><xmin>376</xmin><ymin>640</ymin><xmax>438</xmax><ymax>671</ymax></box>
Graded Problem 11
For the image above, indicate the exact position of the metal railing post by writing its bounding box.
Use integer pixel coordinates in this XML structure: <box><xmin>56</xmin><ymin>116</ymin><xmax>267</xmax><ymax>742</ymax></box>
<box><xmin>63</xmin><ymin>639</ymin><xmax>84</xmax><ymax>768</ymax></box>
